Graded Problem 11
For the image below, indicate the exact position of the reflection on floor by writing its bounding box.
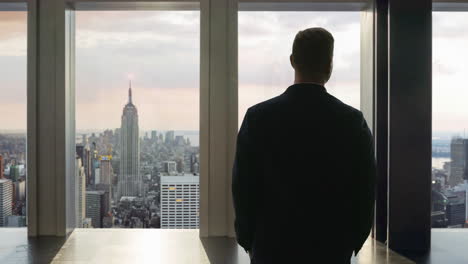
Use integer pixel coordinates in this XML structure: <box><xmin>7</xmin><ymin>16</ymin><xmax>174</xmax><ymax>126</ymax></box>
<box><xmin>401</xmin><ymin>229</ymin><xmax>468</xmax><ymax>264</ymax></box>
<box><xmin>0</xmin><ymin>228</ymin><xmax>414</xmax><ymax>264</ymax></box>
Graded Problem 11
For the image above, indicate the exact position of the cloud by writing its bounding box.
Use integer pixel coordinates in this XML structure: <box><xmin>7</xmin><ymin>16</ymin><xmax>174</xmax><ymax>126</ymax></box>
<box><xmin>238</xmin><ymin>11</ymin><xmax>361</xmax><ymax>111</ymax></box>
<box><xmin>1</xmin><ymin>10</ymin><xmax>362</xmax><ymax>131</ymax></box>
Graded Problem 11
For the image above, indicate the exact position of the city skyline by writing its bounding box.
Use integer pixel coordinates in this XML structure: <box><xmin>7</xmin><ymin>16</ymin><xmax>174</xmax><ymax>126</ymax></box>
<box><xmin>2</xmin><ymin>11</ymin><xmax>468</xmax><ymax>133</ymax></box>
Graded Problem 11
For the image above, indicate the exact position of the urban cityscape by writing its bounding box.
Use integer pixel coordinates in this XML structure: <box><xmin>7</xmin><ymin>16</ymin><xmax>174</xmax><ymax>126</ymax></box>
<box><xmin>431</xmin><ymin>136</ymin><xmax>468</xmax><ymax>228</ymax></box>
<box><xmin>3</xmin><ymin>89</ymin><xmax>468</xmax><ymax>229</ymax></box>
<box><xmin>0</xmin><ymin>83</ymin><xmax>200</xmax><ymax>229</ymax></box>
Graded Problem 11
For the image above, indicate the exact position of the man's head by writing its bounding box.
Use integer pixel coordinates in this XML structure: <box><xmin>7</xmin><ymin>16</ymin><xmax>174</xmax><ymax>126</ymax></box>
<box><xmin>290</xmin><ymin>27</ymin><xmax>334</xmax><ymax>85</ymax></box>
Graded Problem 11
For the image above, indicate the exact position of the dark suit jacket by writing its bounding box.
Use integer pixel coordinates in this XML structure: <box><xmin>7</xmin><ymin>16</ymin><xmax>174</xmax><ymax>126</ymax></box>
<box><xmin>232</xmin><ymin>83</ymin><xmax>376</xmax><ymax>264</ymax></box>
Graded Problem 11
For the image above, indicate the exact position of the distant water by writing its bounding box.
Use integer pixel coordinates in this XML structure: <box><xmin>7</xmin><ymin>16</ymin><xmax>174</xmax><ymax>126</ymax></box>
<box><xmin>432</xmin><ymin>157</ymin><xmax>450</xmax><ymax>170</ymax></box>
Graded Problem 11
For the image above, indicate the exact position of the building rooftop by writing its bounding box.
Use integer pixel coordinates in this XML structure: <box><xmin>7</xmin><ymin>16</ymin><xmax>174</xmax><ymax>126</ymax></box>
<box><xmin>86</xmin><ymin>190</ymin><xmax>105</xmax><ymax>195</ymax></box>
<box><xmin>161</xmin><ymin>174</ymin><xmax>199</xmax><ymax>184</ymax></box>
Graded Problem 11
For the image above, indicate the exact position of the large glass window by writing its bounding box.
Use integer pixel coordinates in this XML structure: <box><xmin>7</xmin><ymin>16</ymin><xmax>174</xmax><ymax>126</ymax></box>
<box><xmin>75</xmin><ymin>10</ymin><xmax>200</xmax><ymax>229</ymax></box>
<box><xmin>0</xmin><ymin>11</ymin><xmax>27</xmax><ymax>228</ymax></box>
<box><xmin>432</xmin><ymin>12</ymin><xmax>468</xmax><ymax>228</ymax></box>
<box><xmin>238</xmin><ymin>11</ymin><xmax>361</xmax><ymax>124</ymax></box>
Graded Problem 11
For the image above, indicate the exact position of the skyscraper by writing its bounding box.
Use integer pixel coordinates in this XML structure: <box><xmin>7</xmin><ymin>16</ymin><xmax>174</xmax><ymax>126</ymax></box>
<box><xmin>160</xmin><ymin>174</ymin><xmax>199</xmax><ymax>229</ymax></box>
<box><xmin>77</xmin><ymin>142</ymin><xmax>92</xmax><ymax>188</ymax></box>
<box><xmin>0</xmin><ymin>179</ymin><xmax>13</xmax><ymax>227</ymax></box>
<box><xmin>450</xmin><ymin>138</ymin><xmax>467</xmax><ymax>186</ymax></box>
<box><xmin>151</xmin><ymin>130</ymin><xmax>157</xmax><ymax>141</ymax></box>
<box><xmin>165</xmin><ymin>131</ymin><xmax>175</xmax><ymax>145</ymax></box>
<box><xmin>0</xmin><ymin>155</ymin><xmax>4</xmax><ymax>179</ymax></box>
<box><xmin>86</xmin><ymin>190</ymin><xmax>106</xmax><ymax>228</ymax></box>
<box><xmin>99</xmin><ymin>156</ymin><xmax>113</xmax><ymax>185</ymax></box>
<box><xmin>76</xmin><ymin>156</ymin><xmax>86</xmax><ymax>228</ymax></box>
<box><xmin>9</xmin><ymin>165</ymin><xmax>20</xmax><ymax>182</ymax></box>
<box><xmin>118</xmin><ymin>83</ymin><xmax>141</xmax><ymax>198</ymax></box>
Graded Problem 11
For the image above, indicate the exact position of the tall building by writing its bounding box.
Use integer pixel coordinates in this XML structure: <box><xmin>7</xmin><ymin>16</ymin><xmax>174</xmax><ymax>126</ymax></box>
<box><xmin>165</xmin><ymin>131</ymin><xmax>175</xmax><ymax>145</ymax></box>
<box><xmin>160</xmin><ymin>175</ymin><xmax>199</xmax><ymax>229</ymax></box>
<box><xmin>90</xmin><ymin>143</ymin><xmax>99</xmax><ymax>186</ymax></box>
<box><xmin>175</xmin><ymin>135</ymin><xmax>185</xmax><ymax>146</ymax></box>
<box><xmin>118</xmin><ymin>83</ymin><xmax>141</xmax><ymax>198</ymax></box>
<box><xmin>151</xmin><ymin>130</ymin><xmax>157</xmax><ymax>141</ymax></box>
<box><xmin>86</xmin><ymin>190</ymin><xmax>106</xmax><ymax>228</ymax></box>
<box><xmin>0</xmin><ymin>179</ymin><xmax>13</xmax><ymax>227</ymax></box>
<box><xmin>0</xmin><ymin>155</ymin><xmax>4</xmax><ymax>179</ymax></box>
<box><xmin>99</xmin><ymin>156</ymin><xmax>113</xmax><ymax>185</ymax></box>
<box><xmin>76</xmin><ymin>156</ymin><xmax>86</xmax><ymax>228</ymax></box>
<box><xmin>9</xmin><ymin>165</ymin><xmax>20</xmax><ymax>182</ymax></box>
<box><xmin>76</xmin><ymin>142</ymin><xmax>92</xmax><ymax>188</ymax></box>
<box><xmin>450</xmin><ymin>138</ymin><xmax>466</xmax><ymax>186</ymax></box>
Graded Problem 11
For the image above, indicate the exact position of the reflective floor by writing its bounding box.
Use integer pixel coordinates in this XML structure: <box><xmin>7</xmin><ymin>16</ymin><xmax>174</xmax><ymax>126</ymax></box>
<box><xmin>400</xmin><ymin>229</ymin><xmax>468</xmax><ymax>264</ymax></box>
<box><xmin>0</xmin><ymin>228</ymin><xmax>415</xmax><ymax>264</ymax></box>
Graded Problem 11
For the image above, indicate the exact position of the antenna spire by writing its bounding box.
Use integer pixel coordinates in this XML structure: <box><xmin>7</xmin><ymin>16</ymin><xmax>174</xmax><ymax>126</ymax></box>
<box><xmin>128</xmin><ymin>80</ymin><xmax>132</xmax><ymax>104</ymax></box>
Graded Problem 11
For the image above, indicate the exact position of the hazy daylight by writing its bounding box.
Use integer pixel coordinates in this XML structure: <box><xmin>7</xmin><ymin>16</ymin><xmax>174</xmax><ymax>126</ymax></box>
<box><xmin>1</xmin><ymin>11</ymin><xmax>467</xmax><ymax>135</ymax></box>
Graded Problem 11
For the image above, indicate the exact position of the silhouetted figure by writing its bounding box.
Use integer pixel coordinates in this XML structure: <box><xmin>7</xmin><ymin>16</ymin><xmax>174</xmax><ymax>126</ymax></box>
<box><xmin>232</xmin><ymin>28</ymin><xmax>376</xmax><ymax>264</ymax></box>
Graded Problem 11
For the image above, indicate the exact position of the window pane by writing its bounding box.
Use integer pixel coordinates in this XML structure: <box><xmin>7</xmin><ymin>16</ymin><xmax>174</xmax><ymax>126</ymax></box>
<box><xmin>238</xmin><ymin>11</ymin><xmax>361</xmax><ymax>125</ymax></box>
<box><xmin>0</xmin><ymin>11</ymin><xmax>27</xmax><ymax>228</ymax></box>
<box><xmin>432</xmin><ymin>12</ymin><xmax>468</xmax><ymax>228</ymax></box>
<box><xmin>75</xmin><ymin>10</ymin><xmax>200</xmax><ymax>229</ymax></box>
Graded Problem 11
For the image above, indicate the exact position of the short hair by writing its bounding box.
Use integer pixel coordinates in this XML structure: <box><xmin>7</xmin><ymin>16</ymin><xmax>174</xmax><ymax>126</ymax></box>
<box><xmin>292</xmin><ymin>27</ymin><xmax>334</xmax><ymax>80</ymax></box>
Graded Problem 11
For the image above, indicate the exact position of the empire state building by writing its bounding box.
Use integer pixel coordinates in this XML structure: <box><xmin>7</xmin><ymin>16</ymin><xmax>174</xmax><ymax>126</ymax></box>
<box><xmin>118</xmin><ymin>82</ymin><xmax>141</xmax><ymax>198</ymax></box>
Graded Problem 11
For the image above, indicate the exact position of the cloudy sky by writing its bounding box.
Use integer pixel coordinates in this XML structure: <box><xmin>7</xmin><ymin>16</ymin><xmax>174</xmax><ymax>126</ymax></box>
<box><xmin>0</xmin><ymin>11</ymin><xmax>466</xmax><ymax>134</ymax></box>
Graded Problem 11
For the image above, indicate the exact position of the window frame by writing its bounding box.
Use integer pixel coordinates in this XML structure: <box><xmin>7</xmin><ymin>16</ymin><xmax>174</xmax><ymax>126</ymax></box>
<box><xmin>14</xmin><ymin>0</ymin><xmax>377</xmax><ymax>238</ymax></box>
<box><xmin>0</xmin><ymin>0</ymin><xmax>376</xmax><ymax>236</ymax></box>
<box><xmin>7</xmin><ymin>0</ymin><xmax>464</xmax><ymax>257</ymax></box>
<box><xmin>0</xmin><ymin>0</ymin><xmax>33</xmax><ymax>234</ymax></box>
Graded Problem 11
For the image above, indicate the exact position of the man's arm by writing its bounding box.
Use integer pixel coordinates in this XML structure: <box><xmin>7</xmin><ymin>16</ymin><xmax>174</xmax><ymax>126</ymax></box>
<box><xmin>232</xmin><ymin>109</ymin><xmax>258</xmax><ymax>252</ymax></box>
<box><xmin>352</xmin><ymin>112</ymin><xmax>377</xmax><ymax>255</ymax></box>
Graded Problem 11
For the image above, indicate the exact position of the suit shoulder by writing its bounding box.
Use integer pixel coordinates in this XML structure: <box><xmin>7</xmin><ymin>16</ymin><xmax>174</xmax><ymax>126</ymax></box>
<box><xmin>246</xmin><ymin>94</ymin><xmax>287</xmax><ymax>116</ymax></box>
<box><xmin>323</xmin><ymin>93</ymin><xmax>364</xmax><ymax>120</ymax></box>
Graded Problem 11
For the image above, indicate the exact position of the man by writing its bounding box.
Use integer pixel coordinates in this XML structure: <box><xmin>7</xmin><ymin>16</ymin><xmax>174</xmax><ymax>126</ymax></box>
<box><xmin>232</xmin><ymin>28</ymin><xmax>376</xmax><ymax>264</ymax></box>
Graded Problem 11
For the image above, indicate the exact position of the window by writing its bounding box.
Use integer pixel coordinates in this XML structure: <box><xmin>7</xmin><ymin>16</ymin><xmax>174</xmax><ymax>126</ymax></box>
<box><xmin>74</xmin><ymin>10</ymin><xmax>200</xmax><ymax>229</ymax></box>
<box><xmin>432</xmin><ymin>12</ymin><xmax>468</xmax><ymax>228</ymax></box>
<box><xmin>238</xmin><ymin>11</ymin><xmax>361</xmax><ymax>125</ymax></box>
<box><xmin>0</xmin><ymin>10</ymin><xmax>27</xmax><ymax>228</ymax></box>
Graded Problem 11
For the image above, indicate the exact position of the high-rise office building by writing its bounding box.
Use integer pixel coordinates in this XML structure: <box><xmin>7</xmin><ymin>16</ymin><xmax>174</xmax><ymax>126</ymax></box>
<box><xmin>118</xmin><ymin>83</ymin><xmax>141</xmax><ymax>198</ymax></box>
<box><xmin>0</xmin><ymin>179</ymin><xmax>13</xmax><ymax>227</ymax></box>
<box><xmin>86</xmin><ymin>190</ymin><xmax>106</xmax><ymax>228</ymax></box>
<box><xmin>151</xmin><ymin>130</ymin><xmax>157</xmax><ymax>141</ymax></box>
<box><xmin>160</xmin><ymin>175</ymin><xmax>199</xmax><ymax>229</ymax></box>
<box><xmin>165</xmin><ymin>131</ymin><xmax>175</xmax><ymax>145</ymax></box>
<box><xmin>0</xmin><ymin>155</ymin><xmax>4</xmax><ymax>179</ymax></box>
<box><xmin>450</xmin><ymin>138</ymin><xmax>466</xmax><ymax>186</ymax></box>
<box><xmin>9</xmin><ymin>165</ymin><xmax>20</xmax><ymax>182</ymax></box>
<box><xmin>76</xmin><ymin>156</ymin><xmax>86</xmax><ymax>228</ymax></box>
<box><xmin>175</xmin><ymin>135</ymin><xmax>185</xmax><ymax>146</ymax></box>
<box><xmin>96</xmin><ymin>156</ymin><xmax>113</xmax><ymax>214</ymax></box>
<box><xmin>76</xmin><ymin>142</ymin><xmax>92</xmax><ymax>188</ymax></box>
<box><xmin>99</xmin><ymin>156</ymin><xmax>113</xmax><ymax>185</ymax></box>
